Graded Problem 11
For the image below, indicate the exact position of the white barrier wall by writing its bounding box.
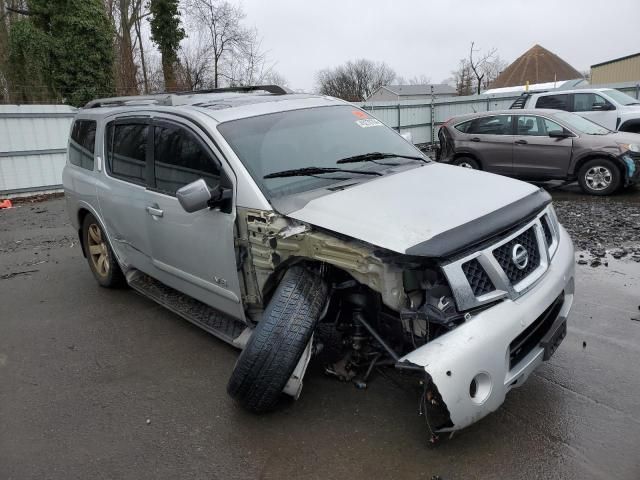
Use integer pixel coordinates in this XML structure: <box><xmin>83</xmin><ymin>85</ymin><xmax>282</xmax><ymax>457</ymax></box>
<box><xmin>0</xmin><ymin>105</ymin><xmax>76</xmax><ymax>195</ymax></box>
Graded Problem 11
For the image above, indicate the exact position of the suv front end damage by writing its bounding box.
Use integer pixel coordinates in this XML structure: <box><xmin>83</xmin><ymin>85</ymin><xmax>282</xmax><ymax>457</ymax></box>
<box><xmin>236</xmin><ymin>200</ymin><xmax>575</xmax><ymax>436</ymax></box>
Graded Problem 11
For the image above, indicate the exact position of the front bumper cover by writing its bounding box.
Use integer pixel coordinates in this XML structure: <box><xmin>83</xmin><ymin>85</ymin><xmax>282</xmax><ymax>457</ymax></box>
<box><xmin>399</xmin><ymin>225</ymin><xmax>575</xmax><ymax>432</ymax></box>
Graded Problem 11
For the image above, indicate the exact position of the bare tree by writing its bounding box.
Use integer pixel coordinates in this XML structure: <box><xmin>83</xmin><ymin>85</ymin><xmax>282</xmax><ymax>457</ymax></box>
<box><xmin>316</xmin><ymin>59</ymin><xmax>396</xmax><ymax>101</ymax></box>
<box><xmin>469</xmin><ymin>42</ymin><xmax>497</xmax><ymax>95</ymax></box>
<box><xmin>179</xmin><ymin>32</ymin><xmax>212</xmax><ymax>90</ymax></box>
<box><xmin>186</xmin><ymin>0</ymin><xmax>247</xmax><ymax>88</ymax></box>
<box><xmin>393</xmin><ymin>74</ymin><xmax>432</xmax><ymax>85</ymax></box>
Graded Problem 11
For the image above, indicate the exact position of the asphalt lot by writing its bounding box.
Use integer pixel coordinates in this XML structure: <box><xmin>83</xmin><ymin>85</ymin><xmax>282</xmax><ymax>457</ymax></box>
<box><xmin>1</xmin><ymin>188</ymin><xmax>639</xmax><ymax>480</ymax></box>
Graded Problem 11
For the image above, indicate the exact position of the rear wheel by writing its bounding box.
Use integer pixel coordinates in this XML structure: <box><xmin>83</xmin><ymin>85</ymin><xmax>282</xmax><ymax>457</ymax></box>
<box><xmin>453</xmin><ymin>157</ymin><xmax>479</xmax><ymax>169</ymax></box>
<box><xmin>227</xmin><ymin>265</ymin><xmax>328</xmax><ymax>413</ymax></box>
<box><xmin>577</xmin><ymin>158</ymin><xmax>621</xmax><ymax>195</ymax></box>
<box><xmin>82</xmin><ymin>213</ymin><xmax>126</xmax><ymax>287</ymax></box>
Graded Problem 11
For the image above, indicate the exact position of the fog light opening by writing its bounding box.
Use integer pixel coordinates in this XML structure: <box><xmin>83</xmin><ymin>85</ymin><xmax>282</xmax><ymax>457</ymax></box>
<box><xmin>469</xmin><ymin>372</ymin><xmax>492</xmax><ymax>405</ymax></box>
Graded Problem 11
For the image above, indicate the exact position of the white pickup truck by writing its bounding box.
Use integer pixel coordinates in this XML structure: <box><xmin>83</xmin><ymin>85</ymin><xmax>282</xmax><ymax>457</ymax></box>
<box><xmin>519</xmin><ymin>88</ymin><xmax>640</xmax><ymax>133</ymax></box>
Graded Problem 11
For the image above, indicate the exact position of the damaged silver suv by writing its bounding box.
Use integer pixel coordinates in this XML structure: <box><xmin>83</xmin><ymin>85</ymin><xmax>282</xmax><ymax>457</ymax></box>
<box><xmin>63</xmin><ymin>86</ymin><xmax>575</xmax><ymax>439</ymax></box>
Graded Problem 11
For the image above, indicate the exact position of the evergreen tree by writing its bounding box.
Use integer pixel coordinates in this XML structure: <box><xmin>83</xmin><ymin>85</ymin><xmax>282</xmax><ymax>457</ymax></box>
<box><xmin>148</xmin><ymin>0</ymin><xmax>185</xmax><ymax>92</ymax></box>
<box><xmin>6</xmin><ymin>0</ymin><xmax>115</xmax><ymax>106</ymax></box>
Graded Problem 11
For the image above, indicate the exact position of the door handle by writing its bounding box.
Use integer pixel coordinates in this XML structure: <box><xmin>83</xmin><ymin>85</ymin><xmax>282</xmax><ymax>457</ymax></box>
<box><xmin>515</xmin><ymin>139</ymin><xmax>528</xmax><ymax>145</ymax></box>
<box><xmin>470</xmin><ymin>137</ymin><xmax>481</xmax><ymax>142</ymax></box>
<box><xmin>146</xmin><ymin>206</ymin><xmax>164</xmax><ymax>217</ymax></box>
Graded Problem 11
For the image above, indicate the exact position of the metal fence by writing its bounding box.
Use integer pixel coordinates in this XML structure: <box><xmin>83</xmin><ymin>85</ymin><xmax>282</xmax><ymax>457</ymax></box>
<box><xmin>2</xmin><ymin>81</ymin><xmax>640</xmax><ymax>196</ymax></box>
<box><xmin>358</xmin><ymin>81</ymin><xmax>640</xmax><ymax>147</ymax></box>
<box><xmin>0</xmin><ymin>104</ymin><xmax>76</xmax><ymax>195</ymax></box>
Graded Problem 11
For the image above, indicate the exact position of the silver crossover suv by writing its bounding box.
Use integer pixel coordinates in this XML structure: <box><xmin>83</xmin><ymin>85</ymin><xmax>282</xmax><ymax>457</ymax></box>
<box><xmin>63</xmin><ymin>86</ymin><xmax>575</xmax><ymax>440</ymax></box>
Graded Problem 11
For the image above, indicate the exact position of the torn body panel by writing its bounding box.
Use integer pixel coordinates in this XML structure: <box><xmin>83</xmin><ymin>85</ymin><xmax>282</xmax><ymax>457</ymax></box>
<box><xmin>236</xmin><ymin>207</ymin><xmax>407</xmax><ymax>317</ymax></box>
<box><xmin>400</xmin><ymin>226</ymin><xmax>574</xmax><ymax>431</ymax></box>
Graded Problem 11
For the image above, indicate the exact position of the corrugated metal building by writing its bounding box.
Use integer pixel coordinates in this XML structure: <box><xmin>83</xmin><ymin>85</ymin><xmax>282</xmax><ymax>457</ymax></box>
<box><xmin>0</xmin><ymin>104</ymin><xmax>76</xmax><ymax>195</ymax></box>
<box><xmin>591</xmin><ymin>53</ymin><xmax>640</xmax><ymax>84</ymax></box>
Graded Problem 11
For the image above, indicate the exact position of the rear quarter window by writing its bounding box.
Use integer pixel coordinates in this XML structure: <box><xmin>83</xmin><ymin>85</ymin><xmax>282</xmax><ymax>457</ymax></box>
<box><xmin>454</xmin><ymin>120</ymin><xmax>472</xmax><ymax>133</ymax></box>
<box><xmin>535</xmin><ymin>94</ymin><xmax>570</xmax><ymax>111</ymax></box>
<box><xmin>69</xmin><ymin>120</ymin><xmax>97</xmax><ymax>170</ymax></box>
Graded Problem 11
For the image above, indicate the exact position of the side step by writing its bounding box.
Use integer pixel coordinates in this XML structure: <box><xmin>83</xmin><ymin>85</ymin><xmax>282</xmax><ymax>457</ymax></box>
<box><xmin>128</xmin><ymin>272</ymin><xmax>249</xmax><ymax>348</ymax></box>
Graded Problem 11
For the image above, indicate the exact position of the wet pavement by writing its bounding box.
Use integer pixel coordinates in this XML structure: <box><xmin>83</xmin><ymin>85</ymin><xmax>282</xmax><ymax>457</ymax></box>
<box><xmin>1</xmin><ymin>190</ymin><xmax>639</xmax><ymax>480</ymax></box>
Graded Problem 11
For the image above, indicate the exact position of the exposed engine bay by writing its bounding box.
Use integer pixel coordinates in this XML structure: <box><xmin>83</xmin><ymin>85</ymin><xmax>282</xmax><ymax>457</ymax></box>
<box><xmin>235</xmin><ymin>207</ymin><xmax>509</xmax><ymax>443</ymax></box>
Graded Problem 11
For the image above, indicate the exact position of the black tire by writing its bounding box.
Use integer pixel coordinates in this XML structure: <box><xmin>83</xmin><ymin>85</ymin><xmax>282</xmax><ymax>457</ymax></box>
<box><xmin>577</xmin><ymin>158</ymin><xmax>621</xmax><ymax>196</ymax></box>
<box><xmin>227</xmin><ymin>265</ymin><xmax>328</xmax><ymax>413</ymax></box>
<box><xmin>82</xmin><ymin>213</ymin><xmax>126</xmax><ymax>288</ymax></box>
<box><xmin>453</xmin><ymin>156</ymin><xmax>480</xmax><ymax>169</ymax></box>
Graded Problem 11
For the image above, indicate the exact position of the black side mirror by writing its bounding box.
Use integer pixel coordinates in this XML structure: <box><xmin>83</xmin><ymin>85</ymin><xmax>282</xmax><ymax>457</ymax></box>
<box><xmin>548</xmin><ymin>130</ymin><xmax>571</xmax><ymax>139</ymax></box>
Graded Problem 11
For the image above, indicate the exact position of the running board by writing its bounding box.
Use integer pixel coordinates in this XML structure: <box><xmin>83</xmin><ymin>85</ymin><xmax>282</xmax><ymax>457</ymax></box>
<box><xmin>128</xmin><ymin>272</ymin><xmax>249</xmax><ymax>348</ymax></box>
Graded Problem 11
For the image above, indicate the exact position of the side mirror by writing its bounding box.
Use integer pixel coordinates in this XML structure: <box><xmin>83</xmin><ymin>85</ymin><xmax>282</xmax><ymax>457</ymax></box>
<box><xmin>592</xmin><ymin>103</ymin><xmax>614</xmax><ymax>111</ymax></box>
<box><xmin>177</xmin><ymin>178</ymin><xmax>233</xmax><ymax>213</ymax></box>
<box><xmin>400</xmin><ymin>131</ymin><xmax>413</xmax><ymax>143</ymax></box>
<box><xmin>176</xmin><ymin>179</ymin><xmax>212</xmax><ymax>213</ymax></box>
<box><xmin>548</xmin><ymin>130</ymin><xmax>571</xmax><ymax>139</ymax></box>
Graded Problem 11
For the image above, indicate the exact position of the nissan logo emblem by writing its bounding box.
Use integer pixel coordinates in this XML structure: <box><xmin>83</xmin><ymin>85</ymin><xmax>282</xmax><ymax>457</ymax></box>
<box><xmin>511</xmin><ymin>244</ymin><xmax>529</xmax><ymax>270</ymax></box>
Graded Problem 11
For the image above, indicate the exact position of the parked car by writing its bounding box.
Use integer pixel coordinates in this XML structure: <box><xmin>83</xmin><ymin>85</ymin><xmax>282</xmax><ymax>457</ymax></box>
<box><xmin>63</xmin><ymin>86</ymin><xmax>575</xmax><ymax>439</ymax></box>
<box><xmin>515</xmin><ymin>88</ymin><xmax>640</xmax><ymax>133</ymax></box>
<box><xmin>438</xmin><ymin>109</ymin><xmax>640</xmax><ymax>195</ymax></box>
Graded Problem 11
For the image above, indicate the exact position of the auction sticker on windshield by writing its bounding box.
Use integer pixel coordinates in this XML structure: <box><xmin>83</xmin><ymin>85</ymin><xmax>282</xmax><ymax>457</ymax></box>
<box><xmin>356</xmin><ymin>118</ymin><xmax>383</xmax><ymax>128</ymax></box>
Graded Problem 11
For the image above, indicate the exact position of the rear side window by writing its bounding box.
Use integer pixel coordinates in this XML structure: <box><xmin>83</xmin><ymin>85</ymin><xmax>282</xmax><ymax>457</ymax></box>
<box><xmin>69</xmin><ymin>120</ymin><xmax>96</xmax><ymax>170</ymax></box>
<box><xmin>106</xmin><ymin>123</ymin><xmax>148</xmax><ymax>185</ymax></box>
<box><xmin>535</xmin><ymin>94</ymin><xmax>569</xmax><ymax>110</ymax></box>
<box><xmin>467</xmin><ymin>115</ymin><xmax>512</xmax><ymax>135</ymax></box>
<box><xmin>153</xmin><ymin>124</ymin><xmax>220</xmax><ymax>195</ymax></box>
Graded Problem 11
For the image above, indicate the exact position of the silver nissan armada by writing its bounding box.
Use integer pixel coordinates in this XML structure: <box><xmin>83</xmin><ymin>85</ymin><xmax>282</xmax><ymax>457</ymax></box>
<box><xmin>63</xmin><ymin>86</ymin><xmax>575</xmax><ymax>441</ymax></box>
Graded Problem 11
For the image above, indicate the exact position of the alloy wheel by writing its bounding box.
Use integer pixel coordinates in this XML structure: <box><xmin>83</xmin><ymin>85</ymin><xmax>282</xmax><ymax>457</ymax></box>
<box><xmin>87</xmin><ymin>223</ymin><xmax>110</xmax><ymax>278</ymax></box>
<box><xmin>585</xmin><ymin>166</ymin><xmax>612</xmax><ymax>191</ymax></box>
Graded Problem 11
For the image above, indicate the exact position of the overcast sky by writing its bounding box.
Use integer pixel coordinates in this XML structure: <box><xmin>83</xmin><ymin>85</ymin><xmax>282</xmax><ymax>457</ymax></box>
<box><xmin>238</xmin><ymin>0</ymin><xmax>640</xmax><ymax>90</ymax></box>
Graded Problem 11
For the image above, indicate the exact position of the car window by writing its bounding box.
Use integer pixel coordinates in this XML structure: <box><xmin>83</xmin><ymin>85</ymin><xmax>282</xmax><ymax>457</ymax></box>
<box><xmin>535</xmin><ymin>94</ymin><xmax>569</xmax><ymax>111</ymax></box>
<box><xmin>153</xmin><ymin>124</ymin><xmax>221</xmax><ymax>195</ymax></box>
<box><xmin>106</xmin><ymin>123</ymin><xmax>148</xmax><ymax>185</ymax></box>
<box><xmin>573</xmin><ymin>93</ymin><xmax>613</xmax><ymax>112</ymax></box>
<box><xmin>467</xmin><ymin>115</ymin><xmax>512</xmax><ymax>135</ymax></box>
<box><xmin>516</xmin><ymin>116</ymin><xmax>544</xmax><ymax>135</ymax></box>
<box><xmin>542</xmin><ymin>118</ymin><xmax>564</xmax><ymax>134</ymax></box>
<box><xmin>69</xmin><ymin>120</ymin><xmax>96</xmax><ymax>170</ymax></box>
<box><xmin>454</xmin><ymin>120</ymin><xmax>472</xmax><ymax>133</ymax></box>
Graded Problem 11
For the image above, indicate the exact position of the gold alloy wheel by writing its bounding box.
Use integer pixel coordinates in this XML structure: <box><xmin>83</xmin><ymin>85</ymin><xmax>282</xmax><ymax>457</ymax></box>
<box><xmin>87</xmin><ymin>223</ymin><xmax>110</xmax><ymax>278</ymax></box>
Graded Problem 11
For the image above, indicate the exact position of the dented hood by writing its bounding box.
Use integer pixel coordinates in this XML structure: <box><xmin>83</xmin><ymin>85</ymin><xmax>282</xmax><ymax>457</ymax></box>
<box><xmin>283</xmin><ymin>163</ymin><xmax>549</xmax><ymax>257</ymax></box>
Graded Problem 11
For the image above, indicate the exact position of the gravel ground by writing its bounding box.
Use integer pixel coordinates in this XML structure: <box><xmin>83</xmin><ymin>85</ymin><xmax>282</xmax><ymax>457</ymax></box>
<box><xmin>552</xmin><ymin>186</ymin><xmax>640</xmax><ymax>265</ymax></box>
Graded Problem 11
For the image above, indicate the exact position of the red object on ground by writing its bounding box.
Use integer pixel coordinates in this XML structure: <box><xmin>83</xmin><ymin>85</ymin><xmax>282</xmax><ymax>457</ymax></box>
<box><xmin>0</xmin><ymin>199</ymin><xmax>13</xmax><ymax>209</ymax></box>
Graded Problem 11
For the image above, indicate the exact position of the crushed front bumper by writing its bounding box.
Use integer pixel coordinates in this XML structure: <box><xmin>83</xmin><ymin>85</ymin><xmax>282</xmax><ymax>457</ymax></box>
<box><xmin>621</xmin><ymin>153</ymin><xmax>640</xmax><ymax>186</ymax></box>
<box><xmin>399</xmin><ymin>225</ymin><xmax>575</xmax><ymax>432</ymax></box>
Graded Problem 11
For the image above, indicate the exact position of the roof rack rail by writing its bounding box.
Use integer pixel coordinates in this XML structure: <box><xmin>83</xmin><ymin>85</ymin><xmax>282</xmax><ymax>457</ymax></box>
<box><xmin>84</xmin><ymin>94</ymin><xmax>173</xmax><ymax>109</ymax></box>
<box><xmin>83</xmin><ymin>85</ymin><xmax>290</xmax><ymax>109</ymax></box>
<box><xmin>173</xmin><ymin>85</ymin><xmax>291</xmax><ymax>96</ymax></box>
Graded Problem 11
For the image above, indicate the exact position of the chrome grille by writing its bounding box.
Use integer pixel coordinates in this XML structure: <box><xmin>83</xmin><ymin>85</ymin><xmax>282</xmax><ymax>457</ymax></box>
<box><xmin>492</xmin><ymin>227</ymin><xmax>540</xmax><ymax>284</ymax></box>
<box><xmin>442</xmin><ymin>206</ymin><xmax>558</xmax><ymax>311</ymax></box>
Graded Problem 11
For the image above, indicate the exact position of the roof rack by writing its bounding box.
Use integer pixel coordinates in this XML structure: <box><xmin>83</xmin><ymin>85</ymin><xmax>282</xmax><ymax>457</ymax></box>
<box><xmin>83</xmin><ymin>85</ymin><xmax>291</xmax><ymax>109</ymax></box>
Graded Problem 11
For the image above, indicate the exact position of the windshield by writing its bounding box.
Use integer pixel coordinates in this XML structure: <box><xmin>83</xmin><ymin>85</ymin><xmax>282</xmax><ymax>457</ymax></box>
<box><xmin>217</xmin><ymin>105</ymin><xmax>426</xmax><ymax>198</ymax></box>
<box><xmin>603</xmin><ymin>89</ymin><xmax>640</xmax><ymax>106</ymax></box>
<box><xmin>552</xmin><ymin>111</ymin><xmax>610</xmax><ymax>135</ymax></box>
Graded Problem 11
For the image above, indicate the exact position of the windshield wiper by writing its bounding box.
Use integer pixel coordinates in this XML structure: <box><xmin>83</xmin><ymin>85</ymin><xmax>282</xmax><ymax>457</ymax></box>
<box><xmin>336</xmin><ymin>151</ymin><xmax>428</xmax><ymax>164</ymax></box>
<box><xmin>264</xmin><ymin>166</ymin><xmax>382</xmax><ymax>179</ymax></box>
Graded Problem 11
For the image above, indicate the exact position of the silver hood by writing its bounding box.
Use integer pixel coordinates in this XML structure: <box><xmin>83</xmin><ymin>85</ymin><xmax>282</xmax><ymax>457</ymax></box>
<box><xmin>285</xmin><ymin>163</ymin><xmax>547</xmax><ymax>257</ymax></box>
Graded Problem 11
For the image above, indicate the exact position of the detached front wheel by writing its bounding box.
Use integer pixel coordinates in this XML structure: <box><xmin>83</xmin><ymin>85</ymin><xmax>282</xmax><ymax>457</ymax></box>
<box><xmin>578</xmin><ymin>158</ymin><xmax>621</xmax><ymax>195</ymax></box>
<box><xmin>227</xmin><ymin>265</ymin><xmax>328</xmax><ymax>413</ymax></box>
